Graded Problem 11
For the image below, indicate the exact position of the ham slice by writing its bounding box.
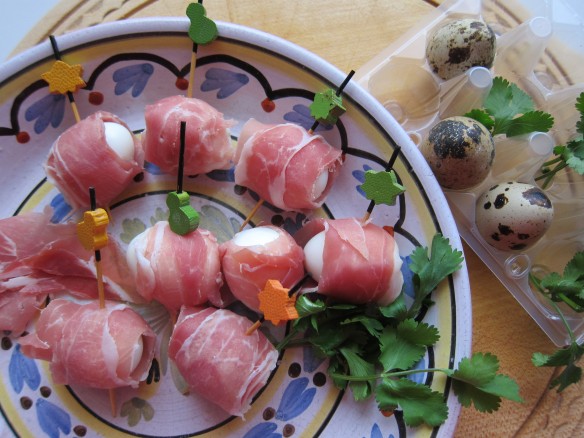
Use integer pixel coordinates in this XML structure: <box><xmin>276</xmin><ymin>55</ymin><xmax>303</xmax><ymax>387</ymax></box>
<box><xmin>234</xmin><ymin>119</ymin><xmax>343</xmax><ymax>211</ymax></box>
<box><xmin>0</xmin><ymin>212</ymin><xmax>143</xmax><ymax>333</ymax></box>
<box><xmin>44</xmin><ymin>111</ymin><xmax>143</xmax><ymax>210</ymax></box>
<box><xmin>296</xmin><ymin>218</ymin><xmax>403</xmax><ymax>305</ymax></box>
<box><xmin>19</xmin><ymin>298</ymin><xmax>156</xmax><ymax>389</ymax></box>
<box><xmin>142</xmin><ymin>95</ymin><xmax>235</xmax><ymax>175</ymax></box>
<box><xmin>168</xmin><ymin>306</ymin><xmax>278</xmax><ymax>417</ymax></box>
<box><xmin>126</xmin><ymin>221</ymin><xmax>224</xmax><ymax>312</ymax></box>
<box><xmin>220</xmin><ymin>226</ymin><xmax>305</xmax><ymax>312</ymax></box>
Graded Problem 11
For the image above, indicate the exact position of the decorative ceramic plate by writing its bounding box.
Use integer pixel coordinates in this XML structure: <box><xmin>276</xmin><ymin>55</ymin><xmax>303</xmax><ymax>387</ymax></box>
<box><xmin>0</xmin><ymin>18</ymin><xmax>471</xmax><ymax>438</ymax></box>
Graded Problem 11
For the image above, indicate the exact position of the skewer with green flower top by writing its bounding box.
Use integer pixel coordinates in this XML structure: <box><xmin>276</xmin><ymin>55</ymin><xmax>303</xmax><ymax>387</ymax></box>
<box><xmin>166</xmin><ymin>121</ymin><xmax>200</xmax><ymax>235</ymax></box>
<box><xmin>41</xmin><ymin>35</ymin><xmax>86</xmax><ymax>123</ymax></box>
<box><xmin>308</xmin><ymin>69</ymin><xmax>355</xmax><ymax>134</ymax></box>
<box><xmin>359</xmin><ymin>146</ymin><xmax>405</xmax><ymax>223</ymax></box>
<box><xmin>185</xmin><ymin>0</ymin><xmax>218</xmax><ymax>98</ymax></box>
<box><xmin>239</xmin><ymin>70</ymin><xmax>355</xmax><ymax>231</ymax></box>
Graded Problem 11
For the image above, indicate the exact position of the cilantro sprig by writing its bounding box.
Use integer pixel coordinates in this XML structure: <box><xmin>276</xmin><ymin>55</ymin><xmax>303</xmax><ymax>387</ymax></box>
<box><xmin>465</xmin><ymin>76</ymin><xmax>554</xmax><ymax>137</ymax></box>
<box><xmin>278</xmin><ymin>234</ymin><xmax>522</xmax><ymax>428</ymax></box>
<box><xmin>529</xmin><ymin>251</ymin><xmax>584</xmax><ymax>391</ymax></box>
<box><xmin>536</xmin><ymin>92</ymin><xmax>584</xmax><ymax>189</ymax></box>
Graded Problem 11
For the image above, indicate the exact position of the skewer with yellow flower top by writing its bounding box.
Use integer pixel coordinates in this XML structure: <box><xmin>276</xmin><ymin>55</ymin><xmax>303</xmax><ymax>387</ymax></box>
<box><xmin>238</xmin><ymin>70</ymin><xmax>355</xmax><ymax>231</ymax></box>
<box><xmin>42</xmin><ymin>35</ymin><xmax>86</xmax><ymax>123</ymax></box>
<box><xmin>76</xmin><ymin>187</ymin><xmax>118</xmax><ymax>416</ymax></box>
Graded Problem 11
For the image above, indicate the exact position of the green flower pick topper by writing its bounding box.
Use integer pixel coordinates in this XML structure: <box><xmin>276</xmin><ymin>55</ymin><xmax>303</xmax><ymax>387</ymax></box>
<box><xmin>166</xmin><ymin>191</ymin><xmax>200</xmax><ymax>235</ymax></box>
<box><xmin>310</xmin><ymin>88</ymin><xmax>346</xmax><ymax>126</ymax></box>
<box><xmin>186</xmin><ymin>2</ymin><xmax>218</xmax><ymax>45</ymax></box>
<box><xmin>166</xmin><ymin>121</ymin><xmax>200</xmax><ymax>236</ymax></box>
<box><xmin>360</xmin><ymin>170</ymin><xmax>406</xmax><ymax>206</ymax></box>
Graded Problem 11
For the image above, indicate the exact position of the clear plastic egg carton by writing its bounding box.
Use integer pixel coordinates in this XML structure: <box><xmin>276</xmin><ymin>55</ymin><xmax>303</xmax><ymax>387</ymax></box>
<box><xmin>355</xmin><ymin>0</ymin><xmax>584</xmax><ymax>346</ymax></box>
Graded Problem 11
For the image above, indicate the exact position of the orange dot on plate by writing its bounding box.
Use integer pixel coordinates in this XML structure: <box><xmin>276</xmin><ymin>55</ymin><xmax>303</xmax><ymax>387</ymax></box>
<box><xmin>16</xmin><ymin>132</ymin><xmax>30</xmax><ymax>144</ymax></box>
<box><xmin>88</xmin><ymin>92</ymin><xmax>104</xmax><ymax>105</ymax></box>
<box><xmin>261</xmin><ymin>98</ymin><xmax>275</xmax><ymax>113</ymax></box>
<box><xmin>176</xmin><ymin>78</ymin><xmax>189</xmax><ymax>90</ymax></box>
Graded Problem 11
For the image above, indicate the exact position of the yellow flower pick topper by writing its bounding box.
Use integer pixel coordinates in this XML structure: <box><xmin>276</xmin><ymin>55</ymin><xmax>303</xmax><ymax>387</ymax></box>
<box><xmin>77</xmin><ymin>208</ymin><xmax>109</xmax><ymax>252</ymax></box>
<box><xmin>41</xmin><ymin>60</ymin><xmax>86</xmax><ymax>94</ymax></box>
<box><xmin>258</xmin><ymin>279</ymin><xmax>299</xmax><ymax>326</ymax></box>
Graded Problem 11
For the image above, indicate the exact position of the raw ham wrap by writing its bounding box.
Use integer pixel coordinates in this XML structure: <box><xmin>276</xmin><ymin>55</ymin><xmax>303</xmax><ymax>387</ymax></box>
<box><xmin>168</xmin><ymin>306</ymin><xmax>278</xmax><ymax>417</ymax></box>
<box><xmin>234</xmin><ymin>119</ymin><xmax>343</xmax><ymax>211</ymax></box>
<box><xmin>126</xmin><ymin>221</ymin><xmax>224</xmax><ymax>312</ymax></box>
<box><xmin>0</xmin><ymin>212</ymin><xmax>142</xmax><ymax>333</ymax></box>
<box><xmin>296</xmin><ymin>218</ymin><xmax>403</xmax><ymax>305</ymax></box>
<box><xmin>19</xmin><ymin>299</ymin><xmax>156</xmax><ymax>389</ymax></box>
<box><xmin>44</xmin><ymin>111</ymin><xmax>143</xmax><ymax>210</ymax></box>
<box><xmin>142</xmin><ymin>95</ymin><xmax>235</xmax><ymax>175</ymax></box>
<box><xmin>220</xmin><ymin>225</ymin><xmax>305</xmax><ymax>312</ymax></box>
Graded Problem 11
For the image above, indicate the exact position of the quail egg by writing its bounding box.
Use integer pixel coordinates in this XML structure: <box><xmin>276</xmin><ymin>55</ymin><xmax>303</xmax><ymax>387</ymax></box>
<box><xmin>426</xmin><ymin>18</ymin><xmax>496</xmax><ymax>80</ymax></box>
<box><xmin>475</xmin><ymin>182</ymin><xmax>554</xmax><ymax>251</ymax></box>
<box><xmin>420</xmin><ymin>116</ymin><xmax>495</xmax><ymax>190</ymax></box>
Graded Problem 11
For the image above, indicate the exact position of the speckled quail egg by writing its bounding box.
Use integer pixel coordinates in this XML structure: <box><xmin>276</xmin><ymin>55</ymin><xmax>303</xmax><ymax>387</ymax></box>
<box><xmin>475</xmin><ymin>182</ymin><xmax>554</xmax><ymax>251</ymax></box>
<box><xmin>420</xmin><ymin>116</ymin><xmax>495</xmax><ymax>190</ymax></box>
<box><xmin>426</xmin><ymin>18</ymin><xmax>496</xmax><ymax>80</ymax></box>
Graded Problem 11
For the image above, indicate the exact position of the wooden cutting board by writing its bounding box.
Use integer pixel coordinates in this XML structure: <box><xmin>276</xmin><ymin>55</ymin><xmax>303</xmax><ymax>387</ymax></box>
<box><xmin>10</xmin><ymin>0</ymin><xmax>584</xmax><ymax>436</ymax></box>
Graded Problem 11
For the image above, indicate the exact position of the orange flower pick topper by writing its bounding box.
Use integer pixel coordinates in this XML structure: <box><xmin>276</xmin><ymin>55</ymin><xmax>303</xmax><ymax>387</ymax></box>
<box><xmin>258</xmin><ymin>279</ymin><xmax>299</xmax><ymax>326</ymax></box>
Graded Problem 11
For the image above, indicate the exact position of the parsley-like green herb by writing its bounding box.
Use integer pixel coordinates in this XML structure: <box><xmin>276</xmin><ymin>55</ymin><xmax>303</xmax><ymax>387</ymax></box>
<box><xmin>465</xmin><ymin>76</ymin><xmax>554</xmax><ymax>137</ymax></box>
<box><xmin>536</xmin><ymin>92</ymin><xmax>584</xmax><ymax>189</ymax></box>
<box><xmin>278</xmin><ymin>233</ymin><xmax>522</xmax><ymax>427</ymax></box>
<box><xmin>529</xmin><ymin>251</ymin><xmax>584</xmax><ymax>391</ymax></box>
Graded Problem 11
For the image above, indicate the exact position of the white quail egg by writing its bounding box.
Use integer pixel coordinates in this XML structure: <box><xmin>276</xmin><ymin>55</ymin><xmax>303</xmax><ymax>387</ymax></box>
<box><xmin>420</xmin><ymin>116</ymin><xmax>495</xmax><ymax>190</ymax></box>
<box><xmin>426</xmin><ymin>18</ymin><xmax>496</xmax><ymax>80</ymax></box>
<box><xmin>475</xmin><ymin>182</ymin><xmax>554</xmax><ymax>251</ymax></box>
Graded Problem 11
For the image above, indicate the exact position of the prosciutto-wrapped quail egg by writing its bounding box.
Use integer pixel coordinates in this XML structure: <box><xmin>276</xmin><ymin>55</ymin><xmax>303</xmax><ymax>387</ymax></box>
<box><xmin>426</xmin><ymin>18</ymin><xmax>496</xmax><ymax>80</ymax></box>
<box><xmin>475</xmin><ymin>182</ymin><xmax>554</xmax><ymax>251</ymax></box>
<box><xmin>421</xmin><ymin>116</ymin><xmax>495</xmax><ymax>190</ymax></box>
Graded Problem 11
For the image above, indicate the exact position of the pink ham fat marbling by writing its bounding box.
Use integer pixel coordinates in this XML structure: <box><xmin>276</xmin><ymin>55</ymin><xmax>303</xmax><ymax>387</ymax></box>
<box><xmin>19</xmin><ymin>298</ymin><xmax>156</xmax><ymax>389</ymax></box>
<box><xmin>168</xmin><ymin>306</ymin><xmax>278</xmax><ymax>417</ymax></box>
<box><xmin>44</xmin><ymin>111</ymin><xmax>143</xmax><ymax>210</ymax></box>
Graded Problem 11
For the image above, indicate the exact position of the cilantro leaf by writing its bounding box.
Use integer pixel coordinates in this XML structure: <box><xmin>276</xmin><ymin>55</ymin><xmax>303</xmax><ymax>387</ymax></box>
<box><xmin>564</xmin><ymin>139</ymin><xmax>584</xmax><ymax>175</ymax></box>
<box><xmin>375</xmin><ymin>378</ymin><xmax>448</xmax><ymax>427</ymax></box>
<box><xmin>465</xmin><ymin>76</ymin><xmax>553</xmax><ymax>137</ymax></box>
<box><xmin>379</xmin><ymin>319</ymin><xmax>439</xmax><ymax>371</ymax></box>
<box><xmin>341</xmin><ymin>315</ymin><xmax>384</xmax><ymax>338</ymax></box>
<box><xmin>536</xmin><ymin>92</ymin><xmax>584</xmax><ymax>187</ymax></box>
<box><xmin>532</xmin><ymin>342</ymin><xmax>584</xmax><ymax>392</ymax></box>
<box><xmin>464</xmin><ymin>108</ymin><xmax>494</xmax><ymax>131</ymax></box>
<box><xmin>504</xmin><ymin>111</ymin><xmax>554</xmax><ymax>137</ymax></box>
<box><xmin>378</xmin><ymin>292</ymin><xmax>407</xmax><ymax>319</ymax></box>
<box><xmin>339</xmin><ymin>344</ymin><xmax>376</xmax><ymax>400</ymax></box>
<box><xmin>538</xmin><ymin>251</ymin><xmax>584</xmax><ymax>310</ymax></box>
<box><xmin>576</xmin><ymin>92</ymin><xmax>584</xmax><ymax>134</ymax></box>
<box><xmin>449</xmin><ymin>353</ymin><xmax>523</xmax><ymax>412</ymax></box>
<box><xmin>407</xmin><ymin>234</ymin><xmax>464</xmax><ymax>317</ymax></box>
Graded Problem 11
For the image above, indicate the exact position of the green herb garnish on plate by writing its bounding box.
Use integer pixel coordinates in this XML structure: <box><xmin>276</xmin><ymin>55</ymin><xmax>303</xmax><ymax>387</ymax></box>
<box><xmin>278</xmin><ymin>234</ymin><xmax>522</xmax><ymax>427</ymax></box>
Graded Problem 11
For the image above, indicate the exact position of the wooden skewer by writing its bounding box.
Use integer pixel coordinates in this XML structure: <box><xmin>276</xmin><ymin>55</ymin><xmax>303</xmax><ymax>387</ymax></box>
<box><xmin>48</xmin><ymin>35</ymin><xmax>82</xmax><ymax>123</ymax></box>
<box><xmin>187</xmin><ymin>46</ymin><xmax>198</xmax><ymax>99</ymax></box>
<box><xmin>239</xmin><ymin>198</ymin><xmax>264</xmax><ymax>231</ymax></box>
